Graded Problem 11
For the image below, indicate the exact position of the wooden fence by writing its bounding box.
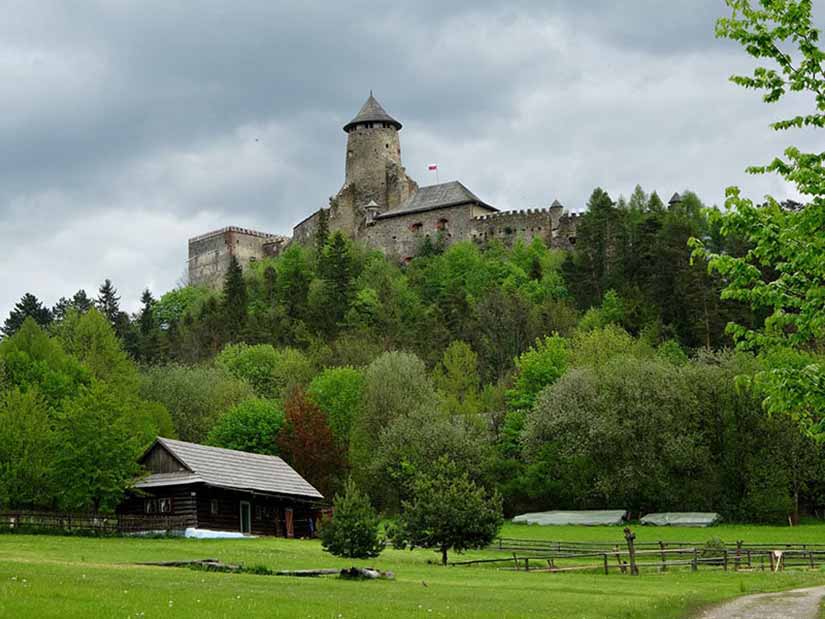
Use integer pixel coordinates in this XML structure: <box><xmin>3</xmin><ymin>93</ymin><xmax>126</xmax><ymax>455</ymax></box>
<box><xmin>459</xmin><ymin>528</ymin><xmax>825</xmax><ymax>574</ymax></box>
<box><xmin>0</xmin><ymin>511</ymin><xmax>192</xmax><ymax>535</ymax></box>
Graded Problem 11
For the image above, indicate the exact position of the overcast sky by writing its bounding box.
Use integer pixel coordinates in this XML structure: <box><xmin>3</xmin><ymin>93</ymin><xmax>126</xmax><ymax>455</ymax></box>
<box><xmin>1</xmin><ymin>1</ymin><xmax>821</xmax><ymax>320</ymax></box>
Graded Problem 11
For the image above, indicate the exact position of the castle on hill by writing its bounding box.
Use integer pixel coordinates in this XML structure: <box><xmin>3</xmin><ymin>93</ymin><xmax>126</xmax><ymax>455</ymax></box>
<box><xmin>188</xmin><ymin>94</ymin><xmax>581</xmax><ymax>288</ymax></box>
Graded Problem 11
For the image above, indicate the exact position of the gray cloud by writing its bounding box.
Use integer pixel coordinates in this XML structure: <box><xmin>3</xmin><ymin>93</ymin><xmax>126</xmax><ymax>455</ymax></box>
<box><xmin>0</xmin><ymin>1</ymin><xmax>821</xmax><ymax>319</ymax></box>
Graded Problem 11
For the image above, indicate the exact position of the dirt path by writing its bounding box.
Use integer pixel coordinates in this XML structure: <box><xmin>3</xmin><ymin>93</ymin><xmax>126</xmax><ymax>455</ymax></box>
<box><xmin>698</xmin><ymin>585</ymin><xmax>825</xmax><ymax>619</ymax></box>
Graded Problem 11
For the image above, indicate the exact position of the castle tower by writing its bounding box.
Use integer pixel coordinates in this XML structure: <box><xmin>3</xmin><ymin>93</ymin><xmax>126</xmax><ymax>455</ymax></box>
<box><xmin>342</xmin><ymin>93</ymin><xmax>414</xmax><ymax>213</ymax></box>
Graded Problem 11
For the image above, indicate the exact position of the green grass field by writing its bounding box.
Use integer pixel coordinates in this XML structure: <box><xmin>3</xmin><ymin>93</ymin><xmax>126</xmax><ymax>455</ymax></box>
<box><xmin>1</xmin><ymin>523</ymin><xmax>824</xmax><ymax>618</ymax></box>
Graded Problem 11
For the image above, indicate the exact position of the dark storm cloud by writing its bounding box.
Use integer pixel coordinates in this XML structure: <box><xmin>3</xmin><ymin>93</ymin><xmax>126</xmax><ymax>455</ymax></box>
<box><xmin>0</xmin><ymin>1</ymin><xmax>820</xmax><ymax>319</ymax></box>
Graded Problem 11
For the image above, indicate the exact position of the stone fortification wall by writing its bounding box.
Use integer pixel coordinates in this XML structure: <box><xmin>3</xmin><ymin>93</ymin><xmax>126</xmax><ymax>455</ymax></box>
<box><xmin>553</xmin><ymin>212</ymin><xmax>581</xmax><ymax>250</ymax></box>
<box><xmin>364</xmin><ymin>203</ymin><xmax>485</xmax><ymax>260</ymax></box>
<box><xmin>472</xmin><ymin>205</ymin><xmax>578</xmax><ymax>249</ymax></box>
<box><xmin>292</xmin><ymin>210</ymin><xmax>321</xmax><ymax>246</ymax></box>
<box><xmin>188</xmin><ymin>226</ymin><xmax>277</xmax><ymax>289</ymax></box>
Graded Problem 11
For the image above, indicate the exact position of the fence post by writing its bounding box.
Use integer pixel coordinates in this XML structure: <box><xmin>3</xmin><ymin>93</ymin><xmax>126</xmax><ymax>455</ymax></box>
<box><xmin>692</xmin><ymin>548</ymin><xmax>698</xmax><ymax>572</ymax></box>
<box><xmin>723</xmin><ymin>549</ymin><xmax>728</xmax><ymax>571</ymax></box>
<box><xmin>614</xmin><ymin>545</ymin><xmax>627</xmax><ymax>574</ymax></box>
<box><xmin>809</xmin><ymin>551</ymin><xmax>815</xmax><ymax>570</ymax></box>
<box><xmin>735</xmin><ymin>540</ymin><xmax>742</xmax><ymax>571</ymax></box>
<box><xmin>659</xmin><ymin>541</ymin><xmax>667</xmax><ymax>572</ymax></box>
<box><xmin>513</xmin><ymin>553</ymin><xmax>519</xmax><ymax>571</ymax></box>
<box><xmin>624</xmin><ymin>528</ymin><xmax>639</xmax><ymax>576</ymax></box>
<box><xmin>603</xmin><ymin>553</ymin><xmax>609</xmax><ymax>575</ymax></box>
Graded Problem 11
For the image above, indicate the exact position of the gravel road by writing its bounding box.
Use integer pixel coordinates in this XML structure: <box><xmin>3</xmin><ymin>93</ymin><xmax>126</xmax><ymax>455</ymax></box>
<box><xmin>698</xmin><ymin>585</ymin><xmax>825</xmax><ymax>619</ymax></box>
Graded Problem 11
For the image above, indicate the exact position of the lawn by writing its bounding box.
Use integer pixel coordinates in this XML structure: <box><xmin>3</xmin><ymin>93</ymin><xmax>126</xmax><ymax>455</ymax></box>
<box><xmin>1</xmin><ymin>525</ymin><xmax>824</xmax><ymax>618</ymax></box>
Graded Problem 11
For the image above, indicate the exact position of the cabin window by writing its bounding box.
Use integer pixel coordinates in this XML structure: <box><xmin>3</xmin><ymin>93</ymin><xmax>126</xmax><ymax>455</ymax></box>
<box><xmin>210</xmin><ymin>499</ymin><xmax>219</xmax><ymax>515</ymax></box>
<box><xmin>144</xmin><ymin>497</ymin><xmax>172</xmax><ymax>514</ymax></box>
<box><xmin>254</xmin><ymin>505</ymin><xmax>273</xmax><ymax>521</ymax></box>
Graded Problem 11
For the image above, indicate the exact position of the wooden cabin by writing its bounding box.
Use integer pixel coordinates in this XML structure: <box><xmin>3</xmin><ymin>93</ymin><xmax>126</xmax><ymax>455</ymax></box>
<box><xmin>118</xmin><ymin>437</ymin><xmax>324</xmax><ymax>537</ymax></box>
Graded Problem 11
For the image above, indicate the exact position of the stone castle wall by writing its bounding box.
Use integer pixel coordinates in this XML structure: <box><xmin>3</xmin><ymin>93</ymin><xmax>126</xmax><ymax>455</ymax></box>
<box><xmin>364</xmin><ymin>203</ymin><xmax>488</xmax><ymax>260</ymax></box>
<box><xmin>472</xmin><ymin>207</ymin><xmax>580</xmax><ymax>250</ymax></box>
<box><xmin>188</xmin><ymin>226</ymin><xmax>277</xmax><ymax>289</ymax></box>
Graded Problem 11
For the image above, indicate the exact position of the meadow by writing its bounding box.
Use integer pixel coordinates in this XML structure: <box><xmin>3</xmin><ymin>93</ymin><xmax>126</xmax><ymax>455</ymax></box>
<box><xmin>2</xmin><ymin>523</ymin><xmax>825</xmax><ymax>618</ymax></box>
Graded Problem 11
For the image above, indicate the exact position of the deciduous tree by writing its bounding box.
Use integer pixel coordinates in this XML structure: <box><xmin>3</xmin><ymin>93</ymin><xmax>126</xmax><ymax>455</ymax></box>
<box><xmin>390</xmin><ymin>457</ymin><xmax>503</xmax><ymax>565</ymax></box>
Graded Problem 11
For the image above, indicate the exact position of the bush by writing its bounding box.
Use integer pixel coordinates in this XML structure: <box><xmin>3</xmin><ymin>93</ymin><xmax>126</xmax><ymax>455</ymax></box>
<box><xmin>320</xmin><ymin>480</ymin><xmax>384</xmax><ymax>559</ymax></box>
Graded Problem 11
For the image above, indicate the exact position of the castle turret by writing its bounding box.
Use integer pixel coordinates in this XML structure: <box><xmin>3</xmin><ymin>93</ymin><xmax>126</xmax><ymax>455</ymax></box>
<box><xmin>342</xmin><ymin>93</ymin><xmax>414</xmax><ymax>213</ymax></box>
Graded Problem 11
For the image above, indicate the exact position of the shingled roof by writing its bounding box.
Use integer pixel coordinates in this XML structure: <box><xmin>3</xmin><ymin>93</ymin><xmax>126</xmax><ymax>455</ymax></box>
<box><xmin>375</xmin><ymin>181</ymin><xmax>496</xmax><ymax>220</ymax></box>
<box><xmin>343</xmin><ymin>93</ymin><xmax>402</xmax><ymax>132</ymax></box>
<box><xmin>135</xmin><ymin>437</ymin><xmax>323</xmax><ymax>500</ymax></box>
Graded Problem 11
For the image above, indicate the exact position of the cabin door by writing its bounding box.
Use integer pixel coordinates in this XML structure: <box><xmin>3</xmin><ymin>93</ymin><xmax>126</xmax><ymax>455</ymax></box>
<box><xmin>285</xmin><ymin>507</ymin><xmax>294</xmax><ymax>538</ymax></box>
<box><xmin>239</xmin><ymin>501</ymin><xmax>252</xmax><ymax>534</ymax></box>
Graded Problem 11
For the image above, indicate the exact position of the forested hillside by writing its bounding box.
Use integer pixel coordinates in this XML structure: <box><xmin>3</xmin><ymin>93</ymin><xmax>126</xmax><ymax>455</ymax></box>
<box><xmin>2</xmin><ymin>185</ymin><xmax>823</xmax><ymax>522</ymax></box>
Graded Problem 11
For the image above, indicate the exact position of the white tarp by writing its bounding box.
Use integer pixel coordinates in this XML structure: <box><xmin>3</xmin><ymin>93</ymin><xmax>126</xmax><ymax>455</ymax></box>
<box><xmin>184</xmin><ymin>527</ymin><xmax>254</xmax><ymax>539</ymax></box>
<box><xmin>512</xmin><ymin>510</ymin><xmax>627</xmax><ymax>526</ymax></box>
<box><xmin>640</xmin><ymin>512</ymin><xmax>721</xmax><ymax>527</ymax></box>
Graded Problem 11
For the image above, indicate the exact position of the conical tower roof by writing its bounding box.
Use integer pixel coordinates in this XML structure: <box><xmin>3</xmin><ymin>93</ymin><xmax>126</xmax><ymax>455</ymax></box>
<box><xmin>343</xmin><ymin>93</ymin><xmax>402</xmax><ymax>132</ymax></box>
<box><xmin>669</xmin><ymin>192</ymin><xmax>682</xmax><ymax>205</ymax></box>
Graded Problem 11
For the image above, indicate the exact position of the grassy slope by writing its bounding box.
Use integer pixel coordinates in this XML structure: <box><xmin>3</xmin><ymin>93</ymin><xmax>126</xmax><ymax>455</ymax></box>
<box><xmin>1</xmin><ymin>525</ymin><xmax>824</xmax><ymax>619</ymax></box>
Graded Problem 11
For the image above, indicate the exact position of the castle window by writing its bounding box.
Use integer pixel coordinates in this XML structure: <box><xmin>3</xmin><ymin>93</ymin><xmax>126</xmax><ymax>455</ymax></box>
<box><xmin>385</xmin><ymin>143</ymin><xmax>389</xmax><ymax>148</ymax></box>
<box><xmin>436</xmin><ymin>218</ymin><xmax>449</xmax><ymax>231</ymax></box>
<box><xmin>210</xmin><ymin>499</ymin><xmax>219</xmax><ymax>515</ymax></box>
<box><xmin>410</xmin><ymin>222</ymin><xmax>423</xmax><ymax>233</ymax></box>
<box><xmin>504</xmin><ymin>226</ymin><xmax>513</xmax><ymax>235</ymax></box>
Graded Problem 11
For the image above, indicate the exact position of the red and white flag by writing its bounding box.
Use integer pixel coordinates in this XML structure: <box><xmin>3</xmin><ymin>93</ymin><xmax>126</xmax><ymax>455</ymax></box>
<box><xmin>427</xmin><ymin>163</ymin><xmax>438</xmax><ymax>171</ymax></box>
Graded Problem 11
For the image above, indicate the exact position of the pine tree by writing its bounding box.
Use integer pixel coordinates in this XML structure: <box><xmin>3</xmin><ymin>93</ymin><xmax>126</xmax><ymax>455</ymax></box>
<box><xmin>222</xmin><ymin>256</ymin><xmax>247</xmax><ymax>342</ymax></box>
<box><xmin>136</xmin><ymin>289</ymin><xmax>161</xmax><ymax>363</ymax></box>
<box><xmin>315</xmin><ymin>209</ymin><xmax>330</xmax><ymax>255</ymax></box>
<box><xmin>318</xmin><ymin>232</ymin><xmax>355</xmax><ymax>327</ymax></box>
<box><xmin>71</xmin><ymin>290</ymin><xmax>93</xmax><ymax>313</ymax></box>
<box><xmin>1</xmin><ymin>293</ymin><xmax>53</xmax><ymax>338</ymax></box>
<box><xmin>96</xmin><ymin>280</ymin><xmax>121</xmax><ymax>327</ymax></box>
<box><xmin>263</xmin><ymin>266</ymin><xmax>278</xmax><ymax>305</ymax></box>
<box><xmin>138</xmin><ymin>289</ymin><xmax>156</xmax><ymax>336</ymax></box>
<box><xmin>52</xmin><ymin>297</ymin><xmax>72</xmax><ymax>322</ymax></box>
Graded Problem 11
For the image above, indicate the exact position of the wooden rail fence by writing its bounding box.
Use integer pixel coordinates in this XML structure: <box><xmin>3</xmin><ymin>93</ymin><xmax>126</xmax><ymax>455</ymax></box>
<box><xmin>0</xmin><ymin>511</ymin><xmax>192</xmax><ymax>535</ymax></box>
<box><xmin>460</xmin><ymin>528</ymin><xmax>825</xmax><ymax>574</ymax></box>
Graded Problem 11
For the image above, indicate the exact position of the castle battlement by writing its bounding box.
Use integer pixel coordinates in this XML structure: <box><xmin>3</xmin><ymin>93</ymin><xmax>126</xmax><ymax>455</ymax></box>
<box><xmin>473</xmin><ymin>206</ymin><xmax>556</xmax><ymax>222</ymax></box>
<box><xmin>188</xmin><ymin>226</ymin><xmax>277</xmax><ymax>244</ymax></box>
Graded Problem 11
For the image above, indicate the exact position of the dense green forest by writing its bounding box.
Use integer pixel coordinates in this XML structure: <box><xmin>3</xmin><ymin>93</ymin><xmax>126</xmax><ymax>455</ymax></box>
<box><xmin>3</xmin><ymin>184</ymin><xmax>823</xmax><ymax>523</ymax></box>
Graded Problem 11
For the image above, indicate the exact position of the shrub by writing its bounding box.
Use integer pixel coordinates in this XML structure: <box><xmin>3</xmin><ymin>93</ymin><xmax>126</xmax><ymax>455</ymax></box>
<box><xmin>320</xmin><ymin>480</ymin><xmax>384</xmax><ymax>559</ymax></box>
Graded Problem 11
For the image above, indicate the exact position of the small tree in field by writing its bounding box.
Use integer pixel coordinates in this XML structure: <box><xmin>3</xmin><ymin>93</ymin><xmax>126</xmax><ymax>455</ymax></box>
<box><xmin>389</xmin><ymin>458</ymin><xmax>503</xmax><ymax>565</ymax></box>
<box><xmin>320</xmin><ymin>480</ymin><xmax>384</xmax><ymax>559</ymax></box>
